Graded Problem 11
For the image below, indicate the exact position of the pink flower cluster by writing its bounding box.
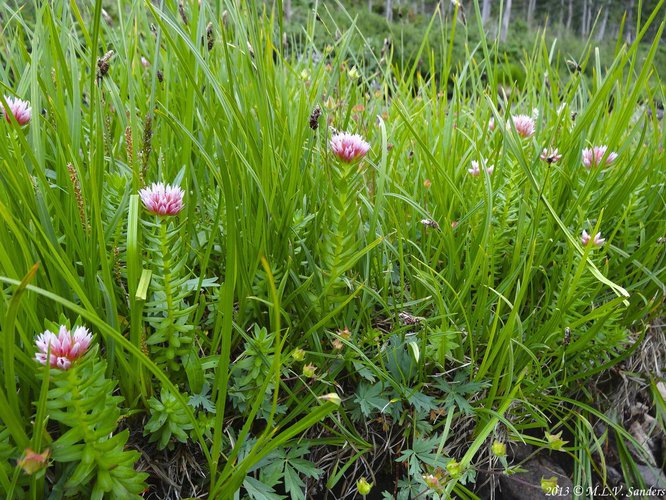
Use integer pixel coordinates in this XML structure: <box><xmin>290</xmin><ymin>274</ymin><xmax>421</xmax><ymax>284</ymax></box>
<box><xmin>2</xmin><ymin>95</ymin><xmax>32</xmax><ymax>126</ymax></box>
<box><xmin>510</xmin><ymin>114</ymin><xmax>535</xmax><ymax>138</ymax></box>
<box><xmin>582</xmin><ymin>146</ymin><xmax>618</xmax><ymax>169</ymax></box>
<box><xmin>581</xmin><ymin>230</ymin><xmax>605</xmax><ymax>247</ymax></box>
<box><xmin>139</xmin><ymin>182</ymin><xmax>184</xmax><ymax>216</ymax></box>
<box><xmin>35</xmin><ymin>325</ymin><xmax>93</xmax><ymax>370</ymax></box>
<box><xmin>540</xmin><ymin>148</ymin><xmax>562</xmax><ymax>164</ymax></box>
<box><xmin>330</xmin><ymin>132</ymin><xmax>370</xmax><ymax>163</ymax></box>
<box><xmin>468</xmin><ymin>159</ymin><xmax>494</xmax><ymax>177</ymax></box>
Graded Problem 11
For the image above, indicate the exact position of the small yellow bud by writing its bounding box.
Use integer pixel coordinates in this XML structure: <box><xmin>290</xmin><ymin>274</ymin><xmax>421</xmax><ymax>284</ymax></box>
<box><xmin>318</xmin><ymin>393</ymin><xmax>342</xmax><ymax>405</ymax></box>
<box><xmin>324</xmin><ymin>96</ymin><xmax>337</xmax><ymax>111</ymax></box>
<box><xmin>446</xmin><ymin>458</ymin><xmax>463</xmax><ymax>478</ymax></box>
<box><xmin>292</xmin><ymin>348</ymin><xmax>305</xmax><ymax>362</ymax></box>
<box><xmin>541</xmin><ymin>476</ymin><xmax>558</xmax><ymax>494</ymax></box>
<box><xmin>348</xmin><ymin>66</ymin><xmax>361</xmax><ymax>80</ymax></box>
<box><xmin>491</xmin><ymin>440</ymin><xmax>507</xmax><ymax>457</ymax></box>
<box><xmin>357</xmin><ymin>477</ymin><xmax>372</xmax><ymax>496</ymax></box>
<box><xmin>302</xmin><ymin>363</ymin><xmax>316</xmax><ymax>378</ymax></box>
<box><xmin>545</xmin><ymin>431</ymin><xmax>568</xmax><ymax>451</ymax></box>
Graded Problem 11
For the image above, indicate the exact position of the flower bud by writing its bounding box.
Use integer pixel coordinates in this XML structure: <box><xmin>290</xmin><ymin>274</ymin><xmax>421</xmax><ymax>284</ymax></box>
<box><xmin>318</xmin><ymin>393</ymin><xmax>342</xmax><ymax>406</ymax></box>
<box><xmin>446</xmin><ymin>458</ymin><xmax>463</xmax><ymax>478</ymax></box>
<box><xmin>302</xmin><ymin>363</ymin><xmax>316</xmax><ymax>378</ymax></box>
<box><xmin>357</xmin><ymin>477</ymin><xmax>372</xmax><ymax>496</ymax></box>
<box><xmin>18</xmin><ymin>448</ymin><xmax>50</xmax><ymax>475</ymax></box>
<box><xmin>423</xmin><ymin>473</ymin><xmax>442</xmax><ymax>490</ymax></box>
<box><xmin>541</xmin><ymin>476</ymin><xmax>558</xmax><ymax>494</ymax></box>
<box><xmin>491</xmin><ymin>440</ymin><xmax>507</xmax><ymax>457</ymax></box>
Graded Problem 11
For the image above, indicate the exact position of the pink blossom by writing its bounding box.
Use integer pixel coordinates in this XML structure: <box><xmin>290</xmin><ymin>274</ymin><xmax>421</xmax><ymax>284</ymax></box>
<box><xmin>468</xmin><ymin>160</ymin><xmax>494</xmax><ymax>177</ymax></box>
<box><xmin>17</xmin><ymin>448</ymin><xmax>50</xmax><ymax>475</ymax></box>
<box><xmin>139</xmin><ymin>182</ymin><xmax>184</xmax><ymax>216</ymax></box>
<box><xmin>330</xmin><ymin>132</ymin><xmax>370</xmax><ymax>163</ymax></box>
<box><xmin>35</xmin><ymin>325</ymin><xmax>93</xmax><ymax>370</ymax></box>
<box><xmin>540</xmin><ymin>148</ymin><xmax>562</xmax><ymax>163</ymax></box>
<box><xmin>510</xmin><ymin>114</ymin><xmax>535</xmax><ymax>138</ymax></box>
<box><xmin>2</xmin><ymin>95</ymin><xmax>32</xmax><ymax>126</ymax></box>
<box><xmin>488</xmin><ymin>118</ymin><xmax>495</xmax><ymax>132</ymax></box>
<box><xmin>581</xmin><ymin>230</ymin><xmax>605</xmax><ymax>247</ymax></box>
<box><xmin>423</xmin><ymin>474</ymin><xmax>442</xmax><ymax>490</ymax></box>
<box><xmin>582</xmin><ymin>146</ymin><xmax>618</xmax><ymax>169</ymax></box>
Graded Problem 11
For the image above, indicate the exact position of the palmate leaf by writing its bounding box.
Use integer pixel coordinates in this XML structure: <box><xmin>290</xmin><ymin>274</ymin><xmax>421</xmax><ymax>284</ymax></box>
<box><xmin>396</xmin><ymin>477</ymin><xmax>423</xmax><ymax>500</ymax></box>
<box><xmin>384</xmin><ymin>335</ymin><xmax>419</xmax><ymax>384</ymax></box>
<box><xmin>406</xmin><ymin>390</ymin><xmax>437</xmax><ymax>414</ymax></box>
<box><xmin>427</xmin><ymin>330</ymin><xmax>461</xmax><ymax>366</ymax></box>
<box><xmin>243</xmin><ymin>476</ymin><xmax>285</xmax><ymax>500</ymax></box>
<box><xmin>288</xmin><ymin>458</ymin><xmax>322</xmax><ymax>478</ymax></box>
<box><xmin>283</xmin><ymin>465</ymin><xmax>306</xmax><ymax>500</ymax></box>
<box><xmin>433</xmin><ymin>371</ymin><xmax>489</xmax><ymax>415</ymax></box>
<box><xmin>397</xmin><ymin>435</ymin><xmax>449</xmax><ymax>472</ymax></box>
<box><xmin>352</xmin><ymin>360</ymin><xmax>377</xmax><ymax>382</ymax></box>
<box><xmin>243</xmin><ymin>445</ymin><xmax>322</xmax><ymax>500</ymax></box>
<box><xmin>281</xmin><ymin>446</ymin><xmax>323</xmax><ymax>499</ymax></box>
<box><xmin>353</xmin><ymin>382</ymin><xmax>390</xmax><ymax>417</ymax></box>
<box><xmin>188</xmin><ymin>383</ymin><xmax>216</xmax><ymax>413</ymax></box>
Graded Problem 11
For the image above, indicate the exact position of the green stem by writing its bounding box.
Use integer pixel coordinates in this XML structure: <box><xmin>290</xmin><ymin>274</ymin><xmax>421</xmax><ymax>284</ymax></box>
<box><xmin>66</xmin><ymin>367</ymin><xmax>98</xmax><ymax>447</ymax></box>
<box><xmin>157</xmin><ymin>219</ymin><xmax>180</xmax><ymax>367</ymax></box>
<box><xmin>158</xmin><ymin>220</ymin><xmax>175</xmax><ymax>321</ymax></box>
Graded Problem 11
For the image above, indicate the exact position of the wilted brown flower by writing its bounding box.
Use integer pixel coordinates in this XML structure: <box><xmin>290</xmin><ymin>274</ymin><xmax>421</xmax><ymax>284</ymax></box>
<box><xmin>96</xmin><ymin>50</ymin><xmax>114</xmax><ymax>84</ymax></box>
<box><xmin>420</xmin><ymin>219</ymin><xmax>440</xmax><ymax>231</ymax></box>
<box><xmin>309</xmin><ymin>105</ymin><xmax>322</xmax><ymax>131</ymax></box>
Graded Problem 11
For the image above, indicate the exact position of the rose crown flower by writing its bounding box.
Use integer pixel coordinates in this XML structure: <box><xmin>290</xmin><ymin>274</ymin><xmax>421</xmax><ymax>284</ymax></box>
<box><xmin>540</xmin><ymin>148</ymin><xmax>562</xmax><ymax>164</ymax></box>
<box><xmin>35</xmin><ymin>325</ymin><xmax>93</xmax><ymax>370</ymax></box>
<box><xmin>582</xmin><ymin>145</ymin><xmax>618</xmax><ymax>169</ymax></box>
<box><xmin>510</xmin><ymin>114</ymin><xmax>536</xmax><ymax>138</ymax></box>
<box><xmin>581</xmin><ymin>229</ymin><xmax>605</xmax><ymax>247</ymax></box>
<box><xmin>330</xmin><ymin>131</ymin><xmax>370</xmax><ymax>163</ymax></box>
<box><xmin>2</xmin><ymin>95</ymin><xmax>32</xmax><ymax>126</ymax></box>
<box><xmin>139</xmin><ymin>182</ymin><xmax>184</xmax><ymax>216</ymax></box>
<box><xmin>468</xmin><ymin>159</ymin><xmax>494</xmax><ymax>177</ymax></box>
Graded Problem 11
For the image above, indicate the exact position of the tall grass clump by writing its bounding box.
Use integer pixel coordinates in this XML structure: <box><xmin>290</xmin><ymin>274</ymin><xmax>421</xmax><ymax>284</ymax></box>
<box><xmin>0</xmin><ymin>0</ymin><xmax>665</xmax><ymax>498</ymax></box>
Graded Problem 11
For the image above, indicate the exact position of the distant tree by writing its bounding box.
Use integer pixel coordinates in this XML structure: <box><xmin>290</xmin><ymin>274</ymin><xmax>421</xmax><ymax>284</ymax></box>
<box><xmin>284</xmin><ymin>0</ymin><xmax>292</xmax><ymax>21</ymax></box>
<box><xmin>625</xmin><ymin>0</ymin><xmax>636</xmax><ymax>42</ymax></box>
<box><xmin>581</xmin><ymin>0</ymin><xmax>588</xmax><ymax>36</ymax></box>
<box><xmin>566</xmin><ymin>0</ymin><xmax>573</xmax><ymax>30</ymax></box>
<box><xmin>527</xmin><ymin>0</ymin><xmax>536</xmax><ymax>27</ymax></box>
<box><xmin>500</xmin><ymin>0</ymin><xmax>512</xmax><ymax>42</ymax></box>
<box><xmin>482</xmin><ymin>0</ymin><xmax>491</xmax><ymax>25</ymax></box>
<box><xmin>596</xmin><ymin>0</ymin><xmax>611</xmax><ymax>40</ymax></box>
<box><xmin>558</xmin><ymin>0</ymin><xmax>566</xmax><ymax>34</ymax></box>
